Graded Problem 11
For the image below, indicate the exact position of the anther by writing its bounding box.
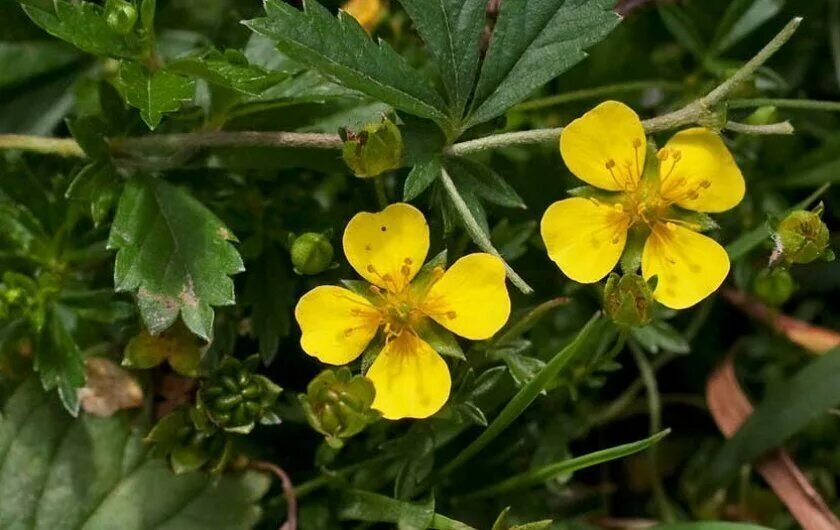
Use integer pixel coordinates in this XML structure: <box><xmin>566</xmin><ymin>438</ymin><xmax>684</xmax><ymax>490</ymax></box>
<box><xmin>611</xmin><ymin>233</ymin><xmax>621</xmax><ymax>244</ymax></box>
<box><xmin>446</xmin><ymin>311</ymin><xmax>457</xmax><ymax>319</ymax></box>
<box><xmin>700</xmin><ymin>180</ymin><xmax>711</xmax><ymax>189</ymax></box>
<box><xmin>605</xmin><ymin>159</ymin><xmax>616</xmax><ymax>169</ymax></box>
<box><xmin>658</xmin><ymin>148</ymin><xmax>670</xmax><ymax>161</ymax></box>
<box><xmin>404</xmin><ymin>257</ymin><xmax>413</xmax><ymax>265</ymax></box>
<box><xmin>632</xmin><ymin>138</ymin><xmax>643</xmax><ymax>148</ymax></box>
<box><xmin>344</xmin><ymin>328</ymin><xmax>355</xmax><ymax>336</ymax></box>
<box><xmin>400</xmin><ymin>265</ymin><xmax>411</xmax><ymax>277</ymax></box>
<box><xmin>366</xmin><ymin>264</ymin><xmax>376</xmax><ymax>273</ymax></box>
<box><xmin>672</xmin><ymin>150</ymin><xmax>682</xmax><ymax>162</ymax></box>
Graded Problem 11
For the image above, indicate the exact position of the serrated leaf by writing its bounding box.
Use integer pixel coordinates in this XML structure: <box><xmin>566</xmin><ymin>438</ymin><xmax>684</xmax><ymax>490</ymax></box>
<box><xmin>244</xmin><ymin>0</ymin><xmax>448</xmax><ymax>123</ymax></box>
<box><xmin>22</xmin><ymin>0</ymin><xmax>141</xmax><ymax>59</ymax></box>
<box><xmin>108</xmin><ymin>176</ymin><xmax>244</xmax><ymax>341</ymax></box>
<box><xmin>33</xmin><ymin>306</ymin><xmax>85</xmax><ymax>416</ymax></box>
<box><xmin>397</xmin><ymin>0</ymin><xmax>486</xmax><ymax>114</ymax></box>
<box><xmin>117</xmin><ymin>61</ymin><xmax>195</xmax><ymax>129</ymax></box>
<box><xmin>467</xmin><ymin>0</ymin><xmax>620</xmax><ymax>127</ymax></box>
<box><xmin>403</xmin><ymin>157</ymin><xmax>441</xmax><ymax>201</ymax></box>
<box><xmin>0</xmin><ymin>379</ymin><xmax>269</xmax><ymax>529</ymax></box>
<box><xmin>167</xmin><ymin>50</ymin><xmax>288</xmax><ymax>96</ymax></box>
<box><xmin>66</xmin><ymin>162</ymin><xmax>121</xmax><ymax>227</ymax></box>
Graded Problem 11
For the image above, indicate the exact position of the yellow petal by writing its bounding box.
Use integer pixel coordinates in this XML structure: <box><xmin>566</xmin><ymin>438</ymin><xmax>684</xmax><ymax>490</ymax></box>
<box><xmin>343</xmin><ymin>203</ymin><xmax>429</xmax><ymax>292</ymax></box>
<box><xmin>421</xmin><ymin>253</ymin><xmax>510</xmax><ymax>340</ymax></box>
<box><xmin>341</xmin><ymin>0</ymin><xmax>382</xmax><ymax>32</ymax></box>
<box><xmin>658</xmin><ymin>128</ymin><xmax>745</xmax><ymax>213</ymax></box>
<box><xmin>642</xmin><ymin>223</ymin><xmax>730</xmax><ymax>310</ymax></box>
<box><xmin>367</xmin><ymin>332</ymin><xmax>451</xmax><ymax>420</ymax></box>
<box><xmin>294</xmin><ymin>286</ymin><xmax>380</xmax><ymax>365</ymax></box>
<box><xmin>559</xmin><ymin>101</ymin><xmax>647</xmax><ymax>191</ymax></box>
<box><xmin>541</xmin><ymin>197</ymin><xmax>629</xmax><ymax>283</ymax></box>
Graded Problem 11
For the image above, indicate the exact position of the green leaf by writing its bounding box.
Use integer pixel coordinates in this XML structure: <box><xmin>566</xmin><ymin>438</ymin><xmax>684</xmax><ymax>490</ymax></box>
<box><xmin>116</xmin><ymin>61</ymin><xmax>195</xmax><ymax>130</ymax></box>
<box><xmin>441</xmin><ymin>314</ymin><xmax>603</xmax><ymax>475</ymax></box>
<box><xmin>658</xmin><ymin>4</ymin><xmax>706</xmax><ymax>58</ymax></box>
<box><xmin>491</xmin><ymin>508</ymin><xmax>552</xmax><ymax>530</ymax></box>
<box><xmin>710</xmin><ymin>0</ymin><xmax>785</xmax><ymax>56</ymax></box>
<box><xmin>244</xmin><ymin>0</ymin><xmax>448</xmax><ymax>123</ymax></box>
<box><xmin>243</xmin><ymin>246</ymin><xmax>293</xmax><ymax>365</ymax></box>
<box><xmin>463</xmin><ymin>429</ymin><xmax>670</xmax><ymax>499</ymax></box>
<box><xmin>403</xmin><ymin>157</ymin><xmax>441</xmax><ymax>201</ymax></box>
<box><xmin>0</xmin><ymin>41</ymin><xmax>80</xmax><ymax>89</ymax></box>
<box><xmin>337</xmin><ymin>490</ymin><xmax>476</xmax><ymax>530</ymax></box>
<box><xmin>631</xmin><ymin>321</ymin><xmax>690</xmax><ymax>354</ymax></box>
<box><xmin>32</xmin><ymin>306</ymin><xmax>85</xmax><ymax>416</ymax></box>
<box><xmin>467</xmin><ymin>0</ymin><xmax>620</xmax><ymax>127</ymax></box>
<box><xmin>22</xmin><ymin>0</ymin><xmax>141</xmax><ymax>59</ymax></box>
<box><xmin>167</xmin><ymin>50</ymin><xmax>288</xmax><ymax>96</ymax></box>
<box><xmin>445</xmin><ymin>157</ymin><xmax>526</xmax><ymax>209</ymax></box>
<box><xmin>108</xmin><ymin>176</ymin><xmax>244</xmax><ymax>341</ymax></box>
<box><xmin>701</xmin><ymin>347</ymin><xmax>840</xmax><ymax>491</ymax></box>
<box><xmin>396</xmin><ymin>0</ymin><xmax>486</xmax><ymax>114</ymax></box>
<box><xmin>0</xmin><ymin>379</ymin><xmax>269</xmax><ymax>529</ymax></box>
<box><xmin>65</xmin><ymin>162</ymin><xmax>121</xmax><ymax>227</ymax></box>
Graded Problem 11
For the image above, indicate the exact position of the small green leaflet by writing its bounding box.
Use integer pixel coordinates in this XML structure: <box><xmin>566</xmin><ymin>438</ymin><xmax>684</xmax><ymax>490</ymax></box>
<box><xmin>244</xmin><ymin>0</ymin><xmax>448</xmax><ymax>123</ymax></box>
<box><xmin>403</xmin><ymin>157</ymin><xmax>441</xmax><ymax>201</ymax></box>
<box><xmin>396</xmin><ymin>0</ymin><xmax>486</xmax><ymax>115</ymax></box>
<box><xmin>117</xmin><ymin>62</ymin><xmax>195</xmax><ymax>130</ymax></box>
<box><xmin>22</xmin><ymin>0</ymin><xmax>141</xmax><ymax>59</ymax></box>
<box><xmin>467</xmin><ymin>0</ymin><xmax>620</xmax><ymax>128</ymax></box>
<box><xmin>108</xmin><ymin>177</ymin><xmax>244</xmax><ymax>341</ymax></box>
<box><xmin>0</xmin><ymin>379</ymin><xmax>269</xmax><ymax>529</ymax></box>
<box><xmin>32</xmin><ymin>307</ymin><xmax>85</xmax><ymax>416</ymax></box>
<box><xmin>167</xmin><ymin>50</ymin><xmax>288</xmax><ymax>96</ymax></box>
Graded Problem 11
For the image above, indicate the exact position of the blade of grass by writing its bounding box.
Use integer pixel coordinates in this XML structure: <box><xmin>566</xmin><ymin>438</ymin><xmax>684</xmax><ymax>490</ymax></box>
<box><xmin>459</xmin><ymin>429</ymin><xmax>670</xmax><ymax>500</ymax></box>
<box><xmin>439</xmin><ymin>313</ymin><xmax>602</xmax><ymax>476</ymax></box>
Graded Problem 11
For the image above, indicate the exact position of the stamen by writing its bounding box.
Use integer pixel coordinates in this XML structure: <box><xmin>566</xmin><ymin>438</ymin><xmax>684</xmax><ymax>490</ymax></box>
<box><xmin>632</xmin><ymin>138</ymin><xmax>642</xmax><ymax>179</ymax></box>
<box><xmin>658</xmin><ymin>148</ymin><xmax>670</xmax><ymax>161</ymax></box>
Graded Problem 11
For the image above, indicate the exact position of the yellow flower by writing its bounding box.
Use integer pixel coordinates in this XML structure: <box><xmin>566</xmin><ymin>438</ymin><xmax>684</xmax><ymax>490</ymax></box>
<box><xmin>541</xmin><ymin>101</ymin><xmax>745</xmax><ymax>309</ymax></box>
<box><xmin>341</xmin><ymin>0</ymin><xmax>383</xmax><ymax>33</ymax></box>
<box><xmin>295</xmin><ymin>203</ymin><xmax>511</xmax><ymax>420</ymax></box>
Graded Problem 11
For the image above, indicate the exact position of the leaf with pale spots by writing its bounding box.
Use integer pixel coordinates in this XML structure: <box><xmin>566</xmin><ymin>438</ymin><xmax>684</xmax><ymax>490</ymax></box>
<box><xmin>108</xmin><ymin>177</ymin><xmax>244</xmax><ymax>340</ymax></box>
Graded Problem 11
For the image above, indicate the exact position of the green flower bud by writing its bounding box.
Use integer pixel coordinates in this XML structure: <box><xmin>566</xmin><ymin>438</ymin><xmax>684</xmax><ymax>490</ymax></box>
<box><xmin>105</xmin><ymin>0</ymin><xmax>138</xmax><ymax>34</ymax></box>
<box><xmin>291</xmin><ymin>233</ymin><xmax>334</xmax><ymax>275</ymax></box>
<box><xmin>300</xmin><ymin>367</ymin><xmax>380</xmax><ymax>448</ymax></box>
<box><xmin>753</xmin><ymin>268</ymin><xmax>794</xmax><ymax>307</ymax></box>
<box><xmin>197</xmin><ymin>355</ymin><xmax>283</xmax><ymax>434</ymax></box>
<box><xmin>341</xmin><ymin>116</ymin><xmax>403</xmax><ymax>178</ymax></box>
<box><xmin>146</xmin><ymin>406</ymin><xmax>233</xmax><ymax>475</ymax></box>
<box><xmin>775</xmin><ymin>204</ymin><xmax>832</xmax><ymax>265</ymax></box>
<box><xmin>603</xmin><ymin>273</ymin><xmax>654</xmax><ymax>327</ymax></box>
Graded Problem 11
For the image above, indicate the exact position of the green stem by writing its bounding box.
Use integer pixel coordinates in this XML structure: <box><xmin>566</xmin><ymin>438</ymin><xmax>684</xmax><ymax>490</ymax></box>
<box><xmin>630</xmin><ymin>341</ymin><xmax>675</xmax><ymax>523</ymax></box>
<box><xmin>439</xmin><ymin>168</ymin><xmax>533</xmax><ymax>295</ymax></box>
<box><xmin>728</xmin><ymin>98</ymin><xmax>840</xmax><ymax>112</ymax></box>
<box><xmin>724</xmin><ymin>120</ymin><xmax>793</xmax><ymax>135</ymax></box>
<box><xmin>831</xmin><ymin>0</ymin><xmax>840</xmax><ymax>90</ymax></box>
<box><xmin>373</xmin><ymin>176</ymin><xmax>388</xmax><ymax>209</ymax></box>
<box><xmin>513</xmin><ymin>80</ymin><xmax>682</xmax><ymax>112</ymax></box>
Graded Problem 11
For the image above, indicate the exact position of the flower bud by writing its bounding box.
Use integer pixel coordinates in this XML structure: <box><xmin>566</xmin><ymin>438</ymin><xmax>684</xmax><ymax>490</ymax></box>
<box><xmin>197</xmin><ymin>355</ymin><xmax>282</xmax><ymax>434</ymax></box>
<box><xmin>603</xmin><ymin>273</ymin><xmax>654</xmax><ymax>327</ymax></box>
<box><xmin>299</xmin><ymin>367</ymin><xmax>380</xmax><ymax>448</ymax></box>
<box><xmin>105</xmin><ymin>0</ymin><xmax>138</xmax><ymax>34</ymax></box>
<box><xmin>775</xmin><ymin>204</ymin><xmax>832</xmax><ymax>265</ymax></box>
<box><xmin>146</xmin><ymin>406</ymin><xmax>233</xmax><ymax>475</ymax></box>
<box><xmin>341</xmin><ymin>116</ymin><xmax>403</xmax><ymax>178</ymax></box>
<box><xmin>290</xmin><ymin>233</ymin><xmax>334</xmax><ymax>275</ymax></box>
<box><xmin>752</xmin><ymin>268</ymin><xmax>794</xmax><ymax>307</ymax></box>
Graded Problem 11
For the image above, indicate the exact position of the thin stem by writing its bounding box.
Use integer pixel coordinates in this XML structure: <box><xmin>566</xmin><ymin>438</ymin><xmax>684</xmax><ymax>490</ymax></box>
<box><xmin>250</xmin><ymin>460</ymin><xmax>298</xmax><ymax>530</ymax></box>
<box><xmin>630</xmin><ymin>342</ymin><xmax>674</xmax><ymax>523</ymax></box>
<box><xmin>0</xmin><ymin>134</ymin><xmax>85</xmax><ymax>158</ymax></box>
<box><xmin>724</xmin><ymin>120</ymin><xmax>794</xmax><ymax>135</ymax></box>
<box><xmin>513</xmin><ymin>80</ymin><xmax>682</xmax><ymax>112</ymax></box>
<box><xmin>439</xmin><ymin>169</ymin><xmax>533</xmax><ymax>294</ymax></box>
<box><xmin>728</xmin><ymin>98</ymin><xmax>840</xmax><ymax>112</ymax></box>
<box><xmin>111</xmin><ymin>131</ymin><xmax>343</xmax><ymax>152</ymax></box>
<box><xmin>831</xmin><ymin>0</ymin><xmax>840</xmax><ymax>90</ymax></box>
<box><xmin>373</xmin><ymin>176</ymin><xmax>388</xmax><ymax>209</ymax></box>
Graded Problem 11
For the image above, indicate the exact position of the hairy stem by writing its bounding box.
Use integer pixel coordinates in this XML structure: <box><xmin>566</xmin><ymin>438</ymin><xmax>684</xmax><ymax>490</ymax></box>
<box><xmin>728</xmin><ymin>98</ymin><xmax>840</xmax><ymax>112</ymax></box>
<box><xmin>439</xmin><ymin>169</ymin><xmax>533</xmax><ymax>294</ymax></box>
<box><xmin>0</xmin><ymin>134</ymin><xmax>85</xmax><ymax>157</ymax></box>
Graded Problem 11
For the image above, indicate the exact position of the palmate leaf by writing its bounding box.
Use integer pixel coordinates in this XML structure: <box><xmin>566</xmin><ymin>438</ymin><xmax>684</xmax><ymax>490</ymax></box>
<box><xmin>0</xmin><ymin>379</ymin><xmax>269</xmax><ymax>530</ymax></box>
<box><xmin>244</xmin><ymin>0</ymin><xmax>448</xmax><ymax>124</ymax></box>
<box><xmin>108</xmin><ymin>176</ymin><xmax>244</xmax><ymax>341</ymax></box>
<box><xmin>397</xmin><ymin>0</ymin><xmax>487</xmax><ymax>115</ymax></box>
<box><xmin>116</xmin><ymin>62</ymin><xmax>195</xmax><ymax>130</ymax></box>
<box><xmin>467</xmin><ymin>0</ymin><xmax>620</xmax><ymax>128</ymax></box>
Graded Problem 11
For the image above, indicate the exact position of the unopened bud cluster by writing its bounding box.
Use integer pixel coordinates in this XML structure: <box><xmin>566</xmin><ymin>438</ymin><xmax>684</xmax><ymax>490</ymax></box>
<box><xmin>341</xmin><ymin>116</ymin><xmax>403</xmax><ymax>178</ymax></box>
<box><xmin>774</xmin><ymin>204</ymin><xmax>833</xmax><ymax>266</ymax></box>
<box><xmin>603</xmin><ymin>272</ymin><xmax>654</xmax><ymax>328</ymax></box>
<box><xmin>300</xmin><ymin>367</ymin><xmax>380</xmax><ymax>448</ymax></box>
<box><xmin>291</xmin><ymin>232</ymin><xmax>334</xmax><ymax>275</ymax></box>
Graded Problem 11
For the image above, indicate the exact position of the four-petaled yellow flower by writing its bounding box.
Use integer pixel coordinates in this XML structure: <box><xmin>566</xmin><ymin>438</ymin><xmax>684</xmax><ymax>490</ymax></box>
<box><xmin>541</xmin><ymin>101</ymin><xmax>745</xmax><ymax>309</ymax></box>
<box><xmin>295</xmin><ymin>203</ymin><xmax>511</xmax><ymax>420</ymax></box>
